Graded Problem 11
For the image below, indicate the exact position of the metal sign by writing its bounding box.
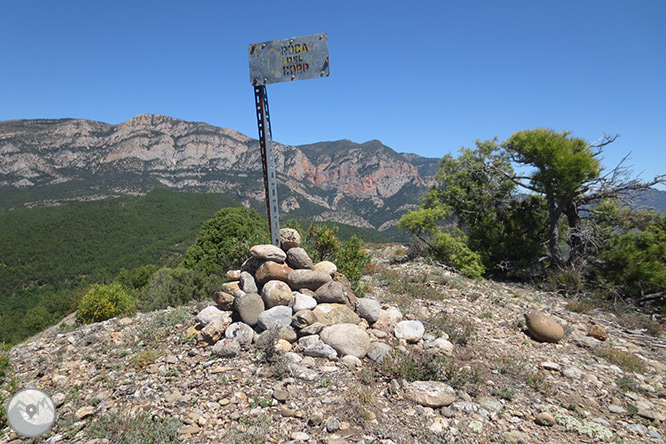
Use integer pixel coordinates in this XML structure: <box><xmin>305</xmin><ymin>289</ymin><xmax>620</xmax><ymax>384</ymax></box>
<box><xmin>249</xmin><ymin>33</ymin><xmax>329</xmax><ymax>86</ymax></box>
<box><xmin>249</xmin><ymin>33</ymin><xmax>329</xmax><ymax>246</ymax></box>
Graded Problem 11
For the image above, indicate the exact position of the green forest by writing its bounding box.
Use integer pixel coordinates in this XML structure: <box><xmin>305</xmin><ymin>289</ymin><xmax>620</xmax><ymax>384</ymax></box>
<box><xmin>0</xmin><ymin>189</ymin><xmax>387</xmax><ymax>345</ymax></box>
<box><xmin>0</xmin><ymin>189</ymin><xmax>237</xmax><ymax>344</ymax></box>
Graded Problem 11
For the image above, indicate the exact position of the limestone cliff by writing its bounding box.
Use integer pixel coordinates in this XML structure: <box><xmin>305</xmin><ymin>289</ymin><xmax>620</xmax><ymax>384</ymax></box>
<box><xmin>0</xmin><ymin>114</ymin><xmax>439</xmax><ymax>231</ymax></box>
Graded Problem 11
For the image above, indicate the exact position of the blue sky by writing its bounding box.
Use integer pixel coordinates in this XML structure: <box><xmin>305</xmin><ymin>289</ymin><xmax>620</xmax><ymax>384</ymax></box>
<box><xmin>2</xmin><ymin>1</ymin><xmax>664</xmax><ymax>182</ymax></box>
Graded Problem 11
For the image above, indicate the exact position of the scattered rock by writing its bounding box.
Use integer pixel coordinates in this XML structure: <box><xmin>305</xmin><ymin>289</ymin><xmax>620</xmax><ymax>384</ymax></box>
<box><xmin>201</xmin><ymin>315</ymin><xmax>233</xmax><ymax>343</ymax></box>
<box><xmin>367</xmin><ymin>341</ymin><xmax>391</xmax><ymax>362</ymax></box>
<box><xmin>394</xmin><ymin>320</ymin><xmax>425</xmax><ymax>343</ymax></box>
<box><xmin>404</xmin><ymin>381</ymin><xmax>456</xmax><ymax>407</ymax></box>
<box><xmin>588</xmin><ymin>324</ymin><xmax>608</xmax><ymax>341</ymax></box>
<box><xmin>524</xmin><ymin>311</ymin><xmax>565</xmax><ymax>343</ymax></box>
<box><xmin>535</xmin><ymin>411</ymin><xmax>556</xmax><ymax>426</ymax></box>
<box><xmin>304</xmin><ymin>343</ymin><xmax>338</xmax><ymax>359</ymax></box>
<box><xmin>320</xmin><ymin>323</ymin><xmax>371</xmax><ymax>358</ymax></box>
<box><xmin>356</xmin><ymin>298</ymin><xmax>381</xmax><ymax>323</ymax></box>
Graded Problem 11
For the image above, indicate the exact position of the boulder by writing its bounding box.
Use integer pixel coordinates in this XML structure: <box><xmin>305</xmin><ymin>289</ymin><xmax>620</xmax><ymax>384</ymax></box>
<box><xmin>211</xmin><ymin>291</ymin><xmax>235</xmax><ymax>311</ymax></box>
<box><xmin>524</xmin><ymin>311</ymin><xmax>565</xmax><ymax>343</ymax></box>
<box><xmin>224</xmin><ymin>322</ymin><xmax>254</xmax><ymax>347</ymax></box>
<box><xmin>404</xmin><ymin>381</ymin><xmax>456</xmax><ymax>407</ymax></box>
<box><xmin>304</xmin><ymin>343</ymin><xmax>338</xmax><ymax>359</ymax></box>
<box><xmin>257</xmin><ymin>306</ymin><xmax>293</xmax><ymax>330</ymax></box>
<box><xmin>292</xmin><ymin>292</ymin><xmax>317</xmax><ymax>312</ymax></box>
<box><xmin>255</xmin><ymin>261</ymin><xmax>293</xmax><ymax>285</ymax></box>
<box><xmin>367</xmin><ymin>342</ymin><xmax>392</xmax><ymax>362</ymax></box>
<box><xmin>221</xmin><ymin>281</ymin><xmax>243</xmax><ymax>297</ymax></box>
<box><xmin>356</xmin><ymin>298</ymin><xmax>381</xmax><ymax>323</ymax></box>
<box><xmin>394</xmin><ymin>320</ymin><xmax>425</xmax><ymax>343</ymax></box>
<box><xmin>373</xmin><ymin>307</ymin><xmax>403</xmax><ymax>333</ymax></box>
<box><xmin>234</xmin><ymin>292</ymin><xmax>265</xmax><ymax>327</ymax></box>
<box><xmin>225</xmin><ymin>270</ymin><xmax>241</xmax><ymax>280</ymax></box>
<box><xmin>320</xmin><ymin>323</ymin><xmax>371</xmax><ymax>358</ymax></box>
<box><xmin>239</xmin><ymin>271</ymin><xmax>258</xmax><ymax>294</ymax></box>
<box><xmin>201</xmin><ymin>315</ymin><xmax>232</xmax><ymax>343</ymax></box>
<box><xmin>212</xmin><ymin>338</ymin><xmax>241</xmax><ymax>357</ymax></box>
<box><xmin>280</xmin><ymin>228</ymin><xmax>302</xmax><ymax>250</ymax></box>
<box><xmin>250</xmin><ymin>244</ymin><xmax>287</xmax><ymax>263</ymax></box>
<box><xmin>261</xmin><ymin>280</ymin><xmax>293</xmax><ymax>308</ymax></box>
<box><xmin>286</xmin><ymin>248</ymin><xmax>314</xmax><ymax>269</ymax></box>
<box><xmin>313</xmin><ymin>303</ymin><xmax>361</xmax><ymax>326</ymax></box>
<box><xmin>299</xmin><ymin>322</ymin><xmax>325</xmax><ymax>336</ymax></box>
<box><xmin>292</xmin><ymin>310</ymin><xmax>317</xmax><ymax>329</ymax></box>
<box><xmin>314</xmin><ymin>261</ymin><xmax>337</xmax><ymax>276</ymax></box>
<box><xmin>288</xmin><ymin>269</ymin><xmax>333</xmax><ymax>291</ymax></box>
<box><xmin>314</xmin><ymin>281</ymin><xmax>348</xmax><ymax>304</ymax></box>
<box><xmin>588</xmin><ymin>324</ymin><xmax>608</xmax><ymax>341</ymax></box>
<box><xmin>196</xmin><ymin>305</ymin><xmax>231</xmax><ymax>326</ymax></box>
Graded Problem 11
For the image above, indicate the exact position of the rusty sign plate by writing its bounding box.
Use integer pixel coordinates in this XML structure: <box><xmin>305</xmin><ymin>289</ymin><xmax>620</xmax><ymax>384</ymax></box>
<box><xmin>249</xmin><ymin>33</ymin><xmax>329</xmax><ymax>86</ymax></box>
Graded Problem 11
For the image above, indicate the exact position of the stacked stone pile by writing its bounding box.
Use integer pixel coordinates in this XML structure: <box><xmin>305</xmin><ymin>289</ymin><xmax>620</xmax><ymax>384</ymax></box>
<box><xmin>188</xmin><ymin>228</ymin><xmax>454</xmax><ymax>367</ymax></box>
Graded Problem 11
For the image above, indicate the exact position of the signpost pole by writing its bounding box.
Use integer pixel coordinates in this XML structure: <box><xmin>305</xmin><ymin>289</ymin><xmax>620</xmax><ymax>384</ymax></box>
<box><xmin>254</xmin><ymin>85</ymin><xmax>281</xmax><ymax>246</ymax></box>
<box><xmin>249</xmin><ymin>33</ymin><xmax>329</xmax><ymax>247</ymax></box>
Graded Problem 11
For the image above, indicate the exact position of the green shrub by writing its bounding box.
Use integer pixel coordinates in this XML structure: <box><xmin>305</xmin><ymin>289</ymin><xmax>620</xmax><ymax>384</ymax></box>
<box><xmin>336</xmin><ymin>235</ymin><xmax>371</xmax><ymax>294</ymax></box>
<box><xmin>88</xmin><ymin>412</ymin><xmax>181</xmax><ymax>443</ymax></box>
<box><xmin>305</xmin><ymin>224</ymin><xmax>340</xmax><ymax>262</ymax></box>
<box><xmin>76</xmin><ymin>283</ymin><xmax>136</xmax><ymax>323</ymax></box>
<box><xmin>138</xmin><ymin>267</ymin><xmax>222</xmax><ymax>312</ymax></box>
<box><xmin>183</xmin><ymin>207</ymin><xmax>268</xmax><ymax>274</ymax></box>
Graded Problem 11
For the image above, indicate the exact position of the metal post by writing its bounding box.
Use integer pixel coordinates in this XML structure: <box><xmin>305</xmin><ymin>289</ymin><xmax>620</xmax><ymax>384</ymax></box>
<box><xmin>254</xmin><ymin>85</ymin><xmax>281</xmax><ymax>246</ymax></box>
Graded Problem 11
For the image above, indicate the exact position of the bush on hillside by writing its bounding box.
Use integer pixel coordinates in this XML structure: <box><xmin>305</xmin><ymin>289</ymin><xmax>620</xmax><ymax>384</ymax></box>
<box><xmin>76</xmin><ymin>283</ymin><xmax>136</xmax><ymax>324</ymax></box>
<box><xmin>138</xmin><ymin>267</ymin><xmax>222</xmax><ymax>312</ymax></box>
<box><xmin>183</xmin><ymin>207</ymin><xmax>268</xmax><ymax>274</ymax></box>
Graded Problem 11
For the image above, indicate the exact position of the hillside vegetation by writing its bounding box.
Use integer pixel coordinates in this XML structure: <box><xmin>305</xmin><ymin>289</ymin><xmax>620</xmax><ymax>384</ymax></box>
<box><xmin>0</xmin><ymin>189</ymin><xmax>237</xmax><ymax>344</ymax></box>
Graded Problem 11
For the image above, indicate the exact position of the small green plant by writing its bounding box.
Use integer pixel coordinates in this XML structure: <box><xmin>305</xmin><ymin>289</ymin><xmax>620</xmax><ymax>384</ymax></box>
<box><xmin>615</xmin><ymin>376</ymin><xmax>639</xmax><ymax>392</ymax></box>
<box><xmin>249</xmin><ymin>395</ymin><xmax>273</xmax><ymax>408</ymax></box>
<box><xmin>320</xmin><ymin>376</ymin><xmax>332</xmax><ymax>388</ymax></box>
<box><xmin>359</xmin><ymin>368</ymin><xmax>374</xmax><ymax>385</ymax></box>
<box><xmin>526</xmin><ymin>370</ymin><xmax>552</xmax><ymax>395</ymax></box>
<box><xmin>425</xmin><ymin>313</ymin><xmax>476</xmax><ymax>346</ymax></box>
<box><xmin>131</xmin><ymin>350</ymin><xmax>158</xmax><ymax>369</ymax></box>
<box><xmin>163</xmin><ymin>369</ymin><xmax>180</xmax><ymax>377</ymax></box>
<box><xmin>88</xmin><ymin>412</ymin><xmax>182</xmax><ymax>443</ymax></box>
<box><xmin>492</xmin><ymin>386</ymin><xmax>515</xmax><ymax>401</ymax></box>
<box><xmin>77</xmin><ymin>283</ymin><xmax>136</xmax><ymax>323</ymax></box>
<box><xmin>479</xmin><ymin>311</ymin><xmax>493</xmax><ymax>319</ymax></box>
<box><xmin>593</xmin><ymin>348</ymin><xmax>647</xmax><ymax>373</ymax></box>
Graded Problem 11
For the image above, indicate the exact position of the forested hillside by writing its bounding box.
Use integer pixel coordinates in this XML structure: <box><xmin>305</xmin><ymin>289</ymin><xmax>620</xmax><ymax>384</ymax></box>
<box><xmin>0</xmin><ymin>189</ymin><xmax>237</xmax><ymax>344</ymax></box>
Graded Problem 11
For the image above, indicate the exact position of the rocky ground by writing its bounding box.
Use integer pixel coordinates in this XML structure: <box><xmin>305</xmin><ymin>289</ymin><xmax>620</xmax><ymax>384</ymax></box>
<box><xmin>2</xmin><ymin>245</ymin><xmax>666</xmax><ymax>443</ymax></box>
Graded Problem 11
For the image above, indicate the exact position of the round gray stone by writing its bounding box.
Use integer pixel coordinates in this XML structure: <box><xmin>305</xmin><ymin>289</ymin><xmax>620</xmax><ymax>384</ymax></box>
<box><xmin>261</xmin><ymin>280</ymin><xmax>293</xmax><ymax>308</ymax></box>
<box><xmin>257</xmin><ymin>305</ymin><xmax>293</xmax><ymax>331</ymax></box>
<box><xmin>288</xmin><ymin>269</ymin><xmax>332</xmax><ymax>291</ymax></box>
<box><xmin>314</xmin><ymin>281</ymin><xmax>348</xmax><ymax>304</ymax></box>
<box><xmin>234</xmin><ymin>292</ymin><xmax>265</xmax><ymax>327</ymax></box>
<box><xmin>356</xmin><ymin>298</ymin><xmax>381</xmax><ymax>323</ymax></box>
<box><xmin>225</xmin><ymin>322</ymin><xmax>254</xmax><ymax>347</ymax></box>
<box><xmin>250</xmin><ymin>244</ymin><xmax>287</xmax><ymax>263</ymax></box>
<box><xmin>286</xmin><ymin>247</ymin><xmax>314</xmax><ymax>270</ymax></box>
<box><xmin>320</xmin><ymin>323</ymin><xmax>371</xmax><ymax>358</ymax></box>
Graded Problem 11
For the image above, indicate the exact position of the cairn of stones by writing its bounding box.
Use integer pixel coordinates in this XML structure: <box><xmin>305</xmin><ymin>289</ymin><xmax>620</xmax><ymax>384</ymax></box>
<box><xmin>189</xmin><ymin>228</ymin><xmax>451</xmax><ymax>365</ymax></box>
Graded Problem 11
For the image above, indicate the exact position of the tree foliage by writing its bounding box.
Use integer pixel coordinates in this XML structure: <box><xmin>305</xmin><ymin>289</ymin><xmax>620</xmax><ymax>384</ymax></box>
<box><xmin>400</xmin><ymin>128</ymin><xmax>666</xmax><ymax>309</ymax></box>
<box><xmin>183</xmin><ymin>207</ymin><xmax>268</xmax><ymax>274</ymax></box>
<box><xmin>76</xmin><ymin>283</ymin><xmax>136</xmax><ymax>324</ymax></box>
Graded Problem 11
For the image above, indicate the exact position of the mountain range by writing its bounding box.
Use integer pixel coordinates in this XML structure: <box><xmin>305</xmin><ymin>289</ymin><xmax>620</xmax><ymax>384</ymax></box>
<box><xmin>0</xmin><ymin>114</ymin><xmax>440</xmax><ymax>234</ymax></box>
